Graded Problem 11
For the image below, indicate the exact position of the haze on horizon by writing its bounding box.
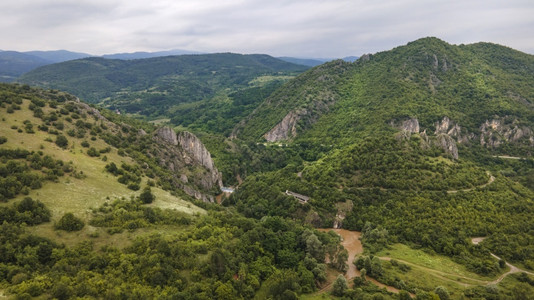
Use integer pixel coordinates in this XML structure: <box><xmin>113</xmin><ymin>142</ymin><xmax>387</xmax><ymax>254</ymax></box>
<box><xmin>1</xmin><ymin>0</ymin><xmax>533</xmax><ymax>58</ymax></box>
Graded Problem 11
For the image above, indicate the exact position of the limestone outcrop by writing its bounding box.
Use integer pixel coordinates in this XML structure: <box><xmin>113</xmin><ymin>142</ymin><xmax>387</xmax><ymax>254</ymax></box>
<box><xmin>392</xmin><ymin>116</ymin><xmax>533</xmax><ymax>159</ymax></box>
<box><xmin>264</xmin><ymin>110</ymin><xmax>302</xmax><ymax>142</ymax></box>
<box><xmin>480</xmin><ymin>117</ymin><xmax>534</xmax><ymax>148</ymax></box>
<box><xmin>153</xmin><ymin>127</ymin><xmax>223</xmax><ymax>202</ymax></box>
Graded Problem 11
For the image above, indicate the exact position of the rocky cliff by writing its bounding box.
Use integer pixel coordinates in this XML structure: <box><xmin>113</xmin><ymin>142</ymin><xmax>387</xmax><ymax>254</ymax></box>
<box><xmin>392</xmin><ymin>116</ymin><xmax>533</xmax><ymax>159</ymax></box>
<box><xmin>264</xmin><ymin>90</ymin><xmax>336</xmax><ymax>142</ymax></box>
<box><xmin>153</xmin><ymin>127</ymin><xmax>223</xmax><ymax>202</ymax></box>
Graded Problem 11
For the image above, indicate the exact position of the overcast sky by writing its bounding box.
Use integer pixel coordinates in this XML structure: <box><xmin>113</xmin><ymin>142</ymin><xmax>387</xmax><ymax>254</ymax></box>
<box><xmin>1</xmin><ymin>0</ymin><xmax>533</xmax><ymax>58</ymax></box>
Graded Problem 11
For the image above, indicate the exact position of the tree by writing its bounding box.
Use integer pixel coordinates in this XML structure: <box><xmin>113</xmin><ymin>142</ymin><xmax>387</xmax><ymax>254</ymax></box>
<box><xmin>305</xmin><ymin>233</ymin><xmax>324</xmax><ymax>261</ymax></box>
<box><xmin>332</xmin><ymin>275</ymin><xmax>347</xmax><ymax>296</ymax></box>
<box><xmin>139</xmin><ymin>187</ymin><xmax>155</xmax><ymax>204</ymax></box>
<box><xmin>55</xmin><ymin>135</ymin><xmax>68</xmax><ymax>149</ymax></box>
<box><xmin>55</xmin><ymin>213</ymin><xmax>84</xmax><ymax>231</ymax></box>
<box><xmin>434</xmin><ymin>286</ymin><xmax>450</xmax><ymax>300</ymax></box>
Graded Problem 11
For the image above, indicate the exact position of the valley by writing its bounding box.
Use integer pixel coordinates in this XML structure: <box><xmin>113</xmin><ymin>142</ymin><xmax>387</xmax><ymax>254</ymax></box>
<box><xmin>1</xmin><ymin>37</ymin><xmax>534</xmax><ymax>299</ymax></box>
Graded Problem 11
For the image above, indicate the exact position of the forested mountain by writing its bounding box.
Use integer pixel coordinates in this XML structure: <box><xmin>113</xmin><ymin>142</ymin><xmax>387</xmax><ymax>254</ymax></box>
<box><xmin>223</xmin><ymin>38</ymin><xmax>534</xmax><ymax>297</ymax></box>
<box><xmin>101</xmin><ymin>49</ymin><xmax>202</xmax><ymax>60</ymax></box>
<box><xmin>17</xmin><ymin>53</ymin><xmax>309</xmax><ymax>133</ymax></box>
<box><xmin>0</xmin><ymin>50</ymin><xmax>91</xmax><ymax>82</ymax></box>
<box><xmin>23</xmin><ymin>50</ymin><xmax>91</xmax><ymax>63</ymax></box>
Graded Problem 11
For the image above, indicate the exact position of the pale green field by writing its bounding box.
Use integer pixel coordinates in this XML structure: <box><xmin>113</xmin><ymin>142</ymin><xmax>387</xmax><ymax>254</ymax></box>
<box><xmin>248</xmin><ymin>75</ymin><xmax>295</xmax><ymax>86</ymax></box>
<box><xmin>377</xmin><ymin>244</ymin><xmax>497</xmax><ymax>282</ymax></box>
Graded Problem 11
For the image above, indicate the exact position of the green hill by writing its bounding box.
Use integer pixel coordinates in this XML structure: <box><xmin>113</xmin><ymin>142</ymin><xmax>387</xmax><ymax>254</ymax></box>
<box><xmin>3</xmin><ymin>37</ymin><xmax>534</xmax><ymax>299</ymax></box>
<box><xmin>228</xmin><ymin>38</ymin><xmax>534</xmax><ymax>288</ymax></box>
<box><xmin>17</xmin><ymin>53</ymin><xmax>309</xmax><ymax>132</ymax></box>
<box><xmin>0</xmin><ymin>51</ymin><xmax>52</xmax><ymax>82</ymax></box>
<box><xmin>0</xmin><ymin>83</ymin><xmax>350</xmax><ymax>299</ymax></box>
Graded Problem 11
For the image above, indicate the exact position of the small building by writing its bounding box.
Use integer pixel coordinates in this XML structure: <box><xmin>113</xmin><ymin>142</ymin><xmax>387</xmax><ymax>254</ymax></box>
<box><xmin>285</xmin><ymin>190</ymin><xmax>310</xmax><ymax>204</ymax></box>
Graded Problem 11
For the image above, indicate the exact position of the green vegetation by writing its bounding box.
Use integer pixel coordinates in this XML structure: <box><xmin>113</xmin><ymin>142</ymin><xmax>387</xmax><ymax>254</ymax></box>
<box><xmin>55</xmin><ymin>212</ymin><xmax>84</xmax><ymax>231</ymax></box>
<box><xmin>18</xmin><ymin>53</ymin><xmax>308</xmax><ymax>136</ymax></box>
<box><xmin>2</xmin><ymin>37</ymin><xmax>534</xmax><ymax>298</ymax></box>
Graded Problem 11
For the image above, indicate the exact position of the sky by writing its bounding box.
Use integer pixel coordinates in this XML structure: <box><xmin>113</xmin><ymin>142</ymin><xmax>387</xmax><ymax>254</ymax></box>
<box><xmin>1</xmin><ymin>0</ymin><xmax>533</xmax><ymax>58</ymax></box>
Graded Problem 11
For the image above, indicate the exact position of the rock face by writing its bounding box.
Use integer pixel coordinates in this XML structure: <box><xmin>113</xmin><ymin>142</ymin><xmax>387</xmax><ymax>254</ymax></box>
<box><xmin>264</xmin><ymin>110</ymin><xmax>302</xmax><ymax>142</ymax></box>
<box><xmin>436</xmin><ymin>134</ymin><xmax>459</xmax><ymax>160</ymax></box>
<box><xmin>480</xmin><ymin>117</ymin><xmax>534</xmax><ymax>148</ymax></box>
<box><xmin>264</xmin><ymin>90</ymin><xmax>336</xmax><ymax>142</ymax></box>
<box><xmin>177</xmin><ymin>131</ymin><xmax>218</xmax><ymax>172</ymax></box>
<box><xmin>401</xmin><ymin>118</ymin><xmax>420</xmax><ymax>133</ymax></box>
<box><xmin>153</xmin><ymin>127</ymin><xmax>223</xmax><ymax>202</ymax></box>
<box><xmin>393</xmin><ymin>116</ymin><xmax>533</xmax><ymax>159</ymax></box>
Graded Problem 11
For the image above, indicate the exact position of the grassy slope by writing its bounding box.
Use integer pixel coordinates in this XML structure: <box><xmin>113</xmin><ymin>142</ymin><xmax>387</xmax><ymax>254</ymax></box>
<box><xmin>0</xmin><ymin>98</ymin><xmax>204</xmax><ymax>247</ymax></box>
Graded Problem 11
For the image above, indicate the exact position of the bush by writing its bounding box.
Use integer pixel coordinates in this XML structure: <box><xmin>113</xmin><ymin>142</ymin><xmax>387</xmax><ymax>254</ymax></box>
<box><xmin>55</xmin><ymin>213</ymin><xmax>84</xmax><ymax>231</ymax></box>
<box><xmin>87</xmin><ymin>147</ymin><xmax>100</xmax><ymax>157</ymax></box>
<box><xmin>140</xmin><ymin>187</ymin><xmax>155</xmax><ymax>204</ymax></box>
<box><xmin>0</xmin><ymin>136</ymin><xmax>7</xmax><ymax>144</ymax></box>
<box><xmin>55</xmin><ymin>135</ymin><xmax>68</xmax><ymax>149</ymax></box>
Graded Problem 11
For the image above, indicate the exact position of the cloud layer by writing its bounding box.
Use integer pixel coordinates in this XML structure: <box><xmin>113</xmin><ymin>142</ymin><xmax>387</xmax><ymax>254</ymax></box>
<box><xmin>1</xmin><ymin>0</ymin><xmax>533</xmax><ymax>57</ymax></box>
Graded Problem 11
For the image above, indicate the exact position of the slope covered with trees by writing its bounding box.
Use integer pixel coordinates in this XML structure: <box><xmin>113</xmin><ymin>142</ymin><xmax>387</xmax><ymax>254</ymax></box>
<box><xmin>17</xmin><ymin>53</ymin><xmax>309</xmax><ymax>134</ymax></box>
<box><xmin>227</xmin><ymin>38</ymin><xmax>534</xmax><ymax>297</ymax></box>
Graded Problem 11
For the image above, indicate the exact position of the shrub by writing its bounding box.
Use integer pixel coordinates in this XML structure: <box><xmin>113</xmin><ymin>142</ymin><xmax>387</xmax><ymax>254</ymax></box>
<box><xmin>55</xmin><ymin>213</ymin><xmax>84</xmax><ymax>231</ymax></box>
<box><xmin>55</xmin><ymin>135</ymin><xmax>68</xmax><ymax>149</ymax></box>
<box><xmin>140</xmin><ymin>187</ymin><xmax>155</xmax><ymax>204</ymax></box>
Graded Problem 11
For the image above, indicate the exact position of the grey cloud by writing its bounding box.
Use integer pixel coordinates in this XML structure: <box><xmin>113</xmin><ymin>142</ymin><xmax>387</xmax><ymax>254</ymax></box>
<box><xmin>1</xmin><ymin>0</ymin><xmax>533</xmax><ymax>57</ymax></box>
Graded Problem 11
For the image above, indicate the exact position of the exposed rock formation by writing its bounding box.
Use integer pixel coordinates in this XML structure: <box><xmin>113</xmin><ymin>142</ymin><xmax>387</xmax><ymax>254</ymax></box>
<box><xmin>402</xmin><ymin>118</ymin><xmax>420</xmax><ymax>133</ymax></box>
<box><xmin>394</xmin><ymin>117</ymin><xmax>460</xmax><ymax>159</ymax></box>
<box><xmin>480</xmin><ymin>117</ymin><xmax>534</xmax><ymax>148</ymax></box>
<box><xmin>264</xmin><ymin>110</ymin><xmax>302</xmax><ymax>142</ymax></box>
<box><xmin>264</xmin><ymin>90</ymin><xmax>336</xmax><ymax>142</ymax></box>
<box><xmin>394</xmin><ymin>116</ymin><xmax>532</xmax><ymax>159</ymax></box>
<box><xmin>153</xmin><ymin>127</ymin><xmax>223</xmax><ymax>202</ymax></box>
<box><xmin>436</xmin><ymin>134</ymin><xmax>459</xmax><ymax>160</ymax></box>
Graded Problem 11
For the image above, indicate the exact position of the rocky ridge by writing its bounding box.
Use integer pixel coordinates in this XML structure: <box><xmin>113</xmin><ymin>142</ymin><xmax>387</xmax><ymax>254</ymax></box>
<box><xmin>394</xmin><ymin>116</ymin><xmax>533</xmax><ymax>159</ymax></box>
<box><xmin>68</xmin><ymin>102</ymin><xmax>223</xmax><ymax>202</ymax></box>
<box><xmin>153</xmin><ymin>127</ymin><xmax>223</xmax><ymax>202</ymax></box>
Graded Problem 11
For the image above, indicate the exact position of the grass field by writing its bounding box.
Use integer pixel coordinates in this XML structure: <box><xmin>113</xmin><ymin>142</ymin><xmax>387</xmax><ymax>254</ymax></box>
<box><xmin>376</xmin><ymin>243</ymin><xmax>504</xmax><ymax>297</ymax></box>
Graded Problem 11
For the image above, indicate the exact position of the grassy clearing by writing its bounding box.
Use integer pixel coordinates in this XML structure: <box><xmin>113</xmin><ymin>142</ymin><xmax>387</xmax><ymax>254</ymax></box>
<box><xmin>377</xmin><ymin>244</ymin><xmax>497</xmax><ymax>281</ymax></box>
<box><xmin>148</xmin><ymin>118</ymin><xmax>171</xmax><ymax>125</ymax></box>
<box><xmin>248</xmin><ymin>75</ymin><xmax>294</xmax><ymax>86</ymax></box>
<box><xmin>375</xmin><ymin>243</ymin><xmax>505</xmax><ymax>297</ymax></box>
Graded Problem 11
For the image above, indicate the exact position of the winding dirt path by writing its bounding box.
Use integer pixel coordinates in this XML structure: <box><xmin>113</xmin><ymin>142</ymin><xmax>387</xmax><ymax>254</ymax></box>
<box><xmin>354</xmin><ymin>171</ymin><xmax>495</xmax><ymax>194</ymax></box>
<box><xmin>447</xmin><ymin>171</ymin><xmax>494</xmax><ymax>194</ymax></box>
<box><xmin>470</xmin><ymin>238</ymin><xmax>534</xmax><ymax>285</ymax></box>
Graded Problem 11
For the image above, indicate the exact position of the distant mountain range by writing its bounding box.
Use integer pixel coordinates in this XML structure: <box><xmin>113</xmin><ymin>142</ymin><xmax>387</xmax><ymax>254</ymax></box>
<box><xmin>0</xmin><ymin>48</ymin><xmax>358</xmax><ymax>82</ymax></box>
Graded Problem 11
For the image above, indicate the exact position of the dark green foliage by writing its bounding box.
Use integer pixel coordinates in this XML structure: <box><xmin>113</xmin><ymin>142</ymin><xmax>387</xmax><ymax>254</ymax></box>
<box><xmin>18</xmin><ymin>54</ymin><xmax>308</xmax><ymax>120</ymax></box>
<box><xmin>0</xmin><ymin>197</ymin><xmax>50</xmax><ymax>225</ymax></box>
<box><xmin>139</xmin><ymin>187</ymin><xmax>155</xmax><ymax>204</ymax></box>
<box><xmin>0</xmin><ymin>136</ymin><xmax>7</xmax><ymax>144</ymax></box>
<box><xmin>54</xmin><ymin>134</ymin><xmax>68</xmax><ymax>148</ymax></box>
<box><xmin>434</xmin><ymin>286</ymin><xmax>450</xmax><ymax>300</ymax></box>
<box><xmin>89</xmin><ymin>198</ymin><xmax>190</xmax><ymax>232</ymax></box>
<box><xmin>0</xmin><ymin>149</ymin><xmax>70</xmax><ymax>201</ymax></box>
<box><xmin>2</xmin><ymin>210</ymin><xmax>340</xmax><ymax>299</ymax></box>
<box><xmin>55</xmin><ymin>213</ymin><xmax>84</xmax><ymax>231</ymax></box>
<box><xmin>86</xmin><ymin>147</ymin><xmax>99</xmax><ymax>157</ymax></box>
